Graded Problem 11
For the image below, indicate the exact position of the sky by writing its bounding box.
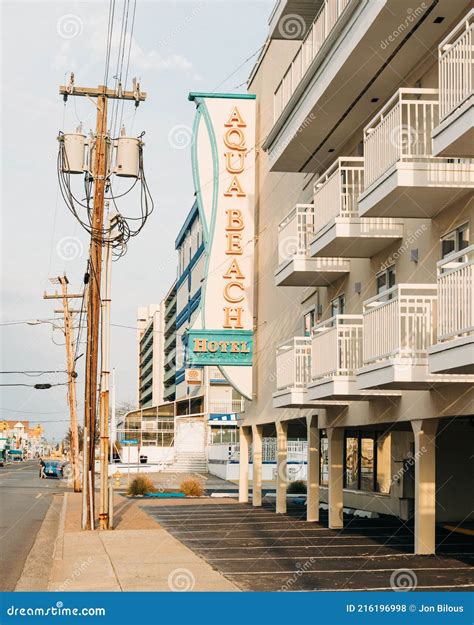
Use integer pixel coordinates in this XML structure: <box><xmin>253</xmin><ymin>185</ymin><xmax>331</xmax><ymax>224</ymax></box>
<box><xmin>1</xmin><ymin>0</ymin><xmax>272</xmax><ymax>441</ymax></box>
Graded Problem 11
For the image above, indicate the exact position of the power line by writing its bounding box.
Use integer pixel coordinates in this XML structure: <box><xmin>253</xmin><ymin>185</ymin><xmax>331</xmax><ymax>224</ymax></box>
<box><xmin>0</xmin><ymin>370</ymin><xmax>68</xmax><ymax>376</ymax></box>
<box><xmin>212</xmin><ymin>45</ymin><xmax>264</xmax><ymax>92</ymax></box>
<box><xmin>0</xmin><ymin>383</ymin><xmax>68</xmax><ymax>388</ymax></box>
<box><xmin>0</xmin><ymin>407</ymin><xmax>83</xmax><ymax>415</ymax></box>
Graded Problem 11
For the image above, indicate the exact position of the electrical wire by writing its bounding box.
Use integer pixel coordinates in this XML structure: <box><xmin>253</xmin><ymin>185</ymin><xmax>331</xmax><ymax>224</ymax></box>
<box><xmin>0</xmin><ymin>383</ymin><xmax>68</xmax><ymax>388</ymax></box>
<box><xmin>57</xmin><ymin>131</ymin><xmax>153</xmax><ymax>257</ymax></box>
<box><xmin>0</xmin><ymin>371</ymin><xmax>68</xmax><ymax>376</ymax></box>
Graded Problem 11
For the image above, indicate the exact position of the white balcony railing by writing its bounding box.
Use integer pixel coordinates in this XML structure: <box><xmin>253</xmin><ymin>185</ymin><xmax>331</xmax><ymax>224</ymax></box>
<box><xmin>276</xmin><ymin>337</ymin><xmax>312</xmax><ymax>391</ymax></box>
<box><xmin>363</xmin><ymin>284</ymin><xmax>437</xmax><ymax>365</ymax></box>
<box><xmin>208</xmin><ymin>399</ymin><xmax>245</xmax><ymax>414</ymax></box>
<box><xmin>437</xmin><ymin>245</ymin><xmax>474</xmax><ymax>342</ymax></box>
<box><xmin>313</xmin><ymin>157</ymin><xmax>364</xmax><ymax>233</ymax></box>
<box><xmin>439</xmin><ymin>9</ymin><xmax>474</xmax><ymax>121</ymax></box>
<box><xmin>363</xmin><ymin>88</ymin><xmax>473</xmax><ymax>189</ymax></box>
<box><xmin>273</xmin><ymin>0</ymin><xmax>352</xmax><ymax>122</ymax></box>
<box><xmin>364</xmin><ymin>89</ymin><xmax>438</xmax><ymax>187</ymax></box>
<box><xmin>278</xmin><ymin>204</ymin><xmax>314</xmax><ymax>264</ymax></box>
<box><xmin>232</xmin><ymin>438</ymin><xmax>308</xmax><ymax>463</ymax></box>
<box><xmin>311</xmin><ymin>315</ymin><xmax>363</xmax><ymax>380</ymax></box>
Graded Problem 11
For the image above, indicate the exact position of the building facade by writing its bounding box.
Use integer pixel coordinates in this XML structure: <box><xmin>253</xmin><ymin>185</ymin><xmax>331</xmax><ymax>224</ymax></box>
<box><xmin>136</xmin><ymin>304</ymin><xmax>163</xmax><ymax>408</ymax></box>
<box><xmin>130</xmin><ymin>201</ymin><xmax>245</xmax><ymax>471</ymax></box>
<box><xmin>163</xmin><ymin>282</ymin><xmax>177</xmax><ymax>403</ymax></box>
<box><xmin>238</xmin><ymin>0</ymin><xmax>474</xmax><ymax>555</ymax></box>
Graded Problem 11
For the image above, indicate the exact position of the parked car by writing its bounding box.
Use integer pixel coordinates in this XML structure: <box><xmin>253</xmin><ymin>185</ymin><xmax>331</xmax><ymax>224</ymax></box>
<box><xmin>42</xmin><ymin>459</ymin><xmax>67</xmax><ymax>479</ymax></box>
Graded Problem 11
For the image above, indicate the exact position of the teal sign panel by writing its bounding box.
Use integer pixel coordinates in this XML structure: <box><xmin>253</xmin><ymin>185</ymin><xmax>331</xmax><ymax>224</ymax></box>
<box><xmin>186</xmin><ymin>329</ymin><xmax>253</xmax><ymax>366</ymax></box>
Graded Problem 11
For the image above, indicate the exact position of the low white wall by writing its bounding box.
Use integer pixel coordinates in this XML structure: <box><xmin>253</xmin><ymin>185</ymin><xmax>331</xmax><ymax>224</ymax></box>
<box><xmin>208</xmin><ymin>461</ymin><xmax>308</xmax><ymax>482</ymax></box>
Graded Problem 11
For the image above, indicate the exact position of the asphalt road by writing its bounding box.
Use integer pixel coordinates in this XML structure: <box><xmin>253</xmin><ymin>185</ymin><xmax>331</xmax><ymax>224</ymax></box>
<box><xmin>0</xmin><ymin>460</ymin><xmax>65</xmax><ymax>591</ymax></box>
<box><xmin>144</xmin><ymin>501</ymin><xmax>474</xmax><ymax>591</ymax></box>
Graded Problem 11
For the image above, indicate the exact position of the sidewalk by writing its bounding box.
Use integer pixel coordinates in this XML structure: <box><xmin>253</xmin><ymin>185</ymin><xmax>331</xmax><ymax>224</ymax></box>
<box><xmin>47</xmin><ymin>492</ymin><xmax>238</xmax><ymax>592</ymax></box>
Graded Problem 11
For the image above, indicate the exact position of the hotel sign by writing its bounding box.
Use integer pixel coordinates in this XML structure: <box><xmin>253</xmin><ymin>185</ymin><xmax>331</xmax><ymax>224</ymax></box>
<box><xmin>187</xmin><ymin>93</ymin><xmax>256</xmax><ymax>399</ymax></box>
<box><xmin>185</xmin><ymin>368</ymin><xmax>203</xmax><ymax>385</ymax></box>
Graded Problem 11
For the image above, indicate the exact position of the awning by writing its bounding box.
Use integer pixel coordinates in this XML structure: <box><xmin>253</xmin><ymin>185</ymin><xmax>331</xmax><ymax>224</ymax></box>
<box><xmin>209</xmin><ymin>413</ymin><xmax>238</xmax><ymax>423</ymax></box>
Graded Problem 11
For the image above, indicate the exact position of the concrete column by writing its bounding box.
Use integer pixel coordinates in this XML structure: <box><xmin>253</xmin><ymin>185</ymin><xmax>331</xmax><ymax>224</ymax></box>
<box><xmin>276</xmin><ymin>421</ymin><xmax>288</xmax><ymax>514</ymax></box>
<box><xmin>252</xmin><ymin>425</ymin><xmax>263</xmax><ymax>507</ymax></box>
<box><xmin>238</xmin><ymin>426</ymin><xmax>251</xmax><ymax>503</ymax></box>
<box><xmin>327</xmin><ymin>427</ymin><xmax>344</xmax><ymax>529</ymax></box>
<box><xmin>412</xmin><ymin>419</ymin><xmax>438</xmax><ymax>555</ymax></box>
<box><xmin>306</xmin><ymin>415</ymin><xmax>320</xmax><ymax>522</ymax></box>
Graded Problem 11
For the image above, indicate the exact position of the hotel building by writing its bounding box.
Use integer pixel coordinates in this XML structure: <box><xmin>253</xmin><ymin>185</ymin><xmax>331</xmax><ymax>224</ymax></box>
<box><xmin>238</xmin><ymin>0</ymin><xmax>474</xmax><ymax>555</ymax></box>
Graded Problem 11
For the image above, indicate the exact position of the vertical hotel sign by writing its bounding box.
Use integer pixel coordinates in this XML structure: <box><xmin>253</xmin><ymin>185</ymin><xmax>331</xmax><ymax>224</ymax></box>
<box><xmin>187</xmin><ymin>92</ymin><xmax>256</xmax><ymax>400</ymax></box>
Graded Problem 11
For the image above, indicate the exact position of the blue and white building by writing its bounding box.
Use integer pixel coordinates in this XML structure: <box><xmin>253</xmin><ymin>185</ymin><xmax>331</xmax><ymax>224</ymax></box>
<box><xmin>174</xmin><ymin>201</ymin><xmax>244</xmax><ymax>465</ymax></box>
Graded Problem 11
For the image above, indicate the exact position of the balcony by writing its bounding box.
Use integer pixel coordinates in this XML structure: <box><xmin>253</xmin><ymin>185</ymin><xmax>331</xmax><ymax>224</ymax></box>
<box><xmin>264</xmin><ymin>1</ymin><xmax>471</xmax><ymax>173</ymax></box>
<box><xmin>164</xmin><ymin>348</ymin><xmax>176</xmax><ymax>370</ymax></box>
<box><xmin>164</xmin><ymin>333</ymin><xmax>176</xmax><ymax>352</ymax></box>
<box><xmin>273</xmin><ymin>0</ymin><xmax>354</xmax><ymax>122</ymax></box>
<box><xmin>358</xmin><ymin>284</ymin><xmax>472</xmax><ymax>390</ymax></box>
<box><xmin>164</xmin><ymin>315</ymin><xmax>175</xmax><ymax>338</ymax></box>
<box><xmin>428</xmin><ymin>246</ymin><xmax>474</xmax><ymax>374</ymax></box>
<box><xmin>307</xmin><ymin>315</ymin><xmax>393</xmax><ymax>400</ymax></box>
<box><xmin>432</xmin><ymin>10</ymin><xmax>474</xmax><ymax>157</ymax></box>
<box><xmin>208</xmin><ymin>398</ymin><xmax>245</xmax><ymax>414</ymax></box>
<box><xmin>163</xmin><ymin>368</ymin><xmax>176</xmax><ymax>384</ymax></box>
<box><xmin>272</xmin><ymin>337</ymin><xmax>348</xmax><ymax>408</ymax></box>
<box><xmin>310</xmin><ymin>157</ymin><xmax>403</xmax><ymax>258</ymax></box>
<box><xmin>358</xmin><ymin>89</ymin><xmax>474</xmax><ymax>219</ymax></box>
<box><xmin>275</xmin><ymin>204</ymin><xmax>350</xmax><ymax>287</ymax></box>
<box><xmin>268</xmin><ymin>0</ymin><xmax>325</xmax><ymax>40</ymax></box>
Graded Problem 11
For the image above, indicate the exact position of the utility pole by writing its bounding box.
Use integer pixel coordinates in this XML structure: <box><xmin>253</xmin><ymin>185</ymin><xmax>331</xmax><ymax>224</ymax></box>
<box><xmin>44</xmin><ymin>276</ymin><xmax>83</xmax><ymax>492</ymax></box>
<box><xmin>59</xmin><ymin>81</ymin><xmax>146</xmax><ymax>529</ymax></box>
<box><xmin>98</xmin><ymin>212</ymin><xmax>117</xmax><ymax>529</ymax></box>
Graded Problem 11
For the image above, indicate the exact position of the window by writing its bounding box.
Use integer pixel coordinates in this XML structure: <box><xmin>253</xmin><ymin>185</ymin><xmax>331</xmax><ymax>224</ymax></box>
<box><xmin>441</xmin><ymin>223</ymin><xmax>469</xmax><ymax>259</ymax></box>
<box><xmin>330</xmin><ymin>294</ymin><xmax>345</xmax><ymax>318</ymax></box>
<box><xmin>303</xmin><ymin>308</ymin><xmax>316</xmax><ymax>337</ymax></box>
<box><xmin>376</xmin><ymin>265</ymin><xmax>396</xmax><ymax>295</ymax></box>
<box><xmin>320</xmin><ymin>432</ymin><xmax>328</xmax><ymax>485</ymax></box>
<box><xmin>360</xmin><ymin>437</ymin><xmax>375</xmax><ymax>491</ymax></box>
<box><xmin>376</xmin><ymin>432</ymin><xmax>391</xmax><ymax>494</ymax></box>
<box><xmin>344</xmin><ymin>436</ymin><xmax>359</xmax><ymax>489</ymax></box>
<box><xmin>343</xmin><ymin>431</ymin><xmax>391</xmax><ymax>493</ymax></box>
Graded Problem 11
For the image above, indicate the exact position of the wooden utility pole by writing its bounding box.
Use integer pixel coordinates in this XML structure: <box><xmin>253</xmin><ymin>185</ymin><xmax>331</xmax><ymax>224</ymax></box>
<box><xmin>59</xmin><ymin>81</ymin><xmax>146</xmax><ymax>530</ymax></box>
<box><xmin>44</xmin><ymin>276</ymin><xmax>83</xmax><ymax>492</ymax></box>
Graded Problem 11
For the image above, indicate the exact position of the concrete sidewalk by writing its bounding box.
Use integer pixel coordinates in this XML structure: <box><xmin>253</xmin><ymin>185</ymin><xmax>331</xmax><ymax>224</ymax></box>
<box><xmin>47</xmin><ymin>493</ymin><xmax>238</xmax><ymax>592</ymax></box>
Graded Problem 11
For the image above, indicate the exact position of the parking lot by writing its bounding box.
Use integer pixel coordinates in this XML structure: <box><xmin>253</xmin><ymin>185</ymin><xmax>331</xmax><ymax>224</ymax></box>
<box><xmin>143</xmin><ymin>500</ymin><xmax>474</xmax><ymax>591</ymax></box>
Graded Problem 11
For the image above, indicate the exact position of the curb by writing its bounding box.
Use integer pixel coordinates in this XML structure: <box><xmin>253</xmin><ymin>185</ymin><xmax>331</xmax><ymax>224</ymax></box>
<box><xmin>14</xmin><ymin>493</ymin><xmax>64</xmax><ymax>591</ymax></box>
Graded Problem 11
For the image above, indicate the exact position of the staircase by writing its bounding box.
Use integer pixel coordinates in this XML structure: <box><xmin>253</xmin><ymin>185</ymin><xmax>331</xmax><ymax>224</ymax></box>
<box><xmin>164</xmin><ymin>451</ymin><xmax>208</xmax><ymax>474</ymax></box>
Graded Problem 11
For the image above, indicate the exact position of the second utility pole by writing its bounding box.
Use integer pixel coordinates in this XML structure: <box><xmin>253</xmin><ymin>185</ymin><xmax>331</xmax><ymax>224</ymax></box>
<box><xmin>43</xmin><ymin>276</ymin><xmax>83</xmax><ymax>492</ymax></box>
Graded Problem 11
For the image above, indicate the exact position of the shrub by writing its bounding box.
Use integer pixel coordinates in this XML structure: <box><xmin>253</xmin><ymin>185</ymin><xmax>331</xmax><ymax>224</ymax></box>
<box><xmin>180</xmin><ymin>478</ymin><xmax>204</xmax><ymax>497</ymax></box>
<box><xmin>287</xmin><ymin>480</ymin><xmax>307</xmax><ymax>494</ymax></box>
<box><xmin>128</xmin><ymin>474</ymin><xmax>156</xmax><ymax>496</ymax></box>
